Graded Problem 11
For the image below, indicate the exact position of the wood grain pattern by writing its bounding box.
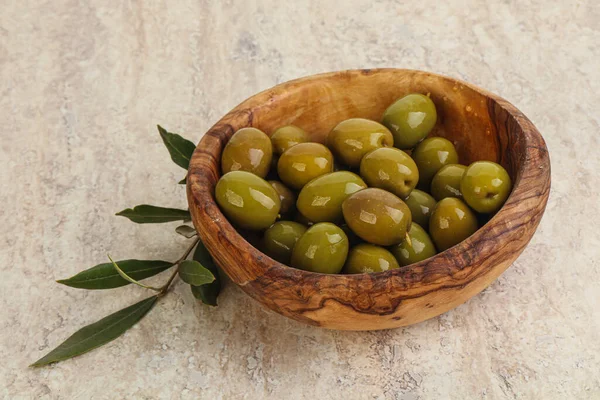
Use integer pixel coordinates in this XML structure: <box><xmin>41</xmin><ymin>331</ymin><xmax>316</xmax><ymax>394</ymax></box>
<box><xmin>187</xmin><ymin>69</ymin><xmax>551</xmax><ymax>330</ymax></box>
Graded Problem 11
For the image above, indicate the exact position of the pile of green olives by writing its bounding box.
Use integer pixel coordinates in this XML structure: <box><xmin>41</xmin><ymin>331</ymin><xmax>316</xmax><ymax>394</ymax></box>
<box><xmin>215</xmin><ymin>93</ymin><xmax>512</xmax><ymax>274</ymax></box>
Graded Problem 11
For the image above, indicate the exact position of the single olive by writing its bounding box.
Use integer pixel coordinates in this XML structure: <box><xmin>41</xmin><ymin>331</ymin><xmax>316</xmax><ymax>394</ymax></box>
<box><xmin>382</xmin><ymin>93</ymin><xmax>437</xmax><ymax>149</ymax></box>
<box><xmin>268</xmin><ymin>180</ymin><xmax>296</xmax><ymax>215</ymax></box>
<box><xmin>429</xmin><ymin>198</ymin><xmax>478</xmax><ymax>251</ymax></box>
<box><xmin>404</xmin><ymin>189</ymin><xmax>436</xmax><ymax>229</ymax></box>
<box><xmin>461</xmin><ymin>161</ymin><xmax>512</xmax><ymax>213</ymax></box>
<box><xmin>343</xmin><ymin>244</ymin><xmax>400</xmax><ymax>274</ymax></box>
<box><xmin>215</xmin><ymin>171</ymin><xmax>281</xmax><ymax>230</ymax></box>
<box><xmin>290</xmin><ymin>223</ymin><xmax>349</xmax><ymax>274</ymax></box>
<box><xmin>271</xmin><ymin>125</ymin><xmax>309</xmax><ymax>155</ymax></box>
<box><xmin>390</xmin><ymin>223</ymin><xmax>437</xmax><ymax>266</ymax></box>
<box><xmin>327</xmin><ymin>118</ymin><xmax>394</xmax><ymax>167</ymax></box>
<box><xmin>430</xmin><ymin>164</ymin><xmax>467</xmax><ymax>201</ymax></box>
<box><xmin>277</xmin><ymin>142</ymin><xmax>334</xmax><ymax>190</ymax></box>
<box><xmin>342</xmin><ymin>188</ymin><xmax>412</xmax><ymax>246</ymax></box>
<box><xmin>262</xmin><ymin>221</ymin><xmax>307</xmax><ymax>264</ymax></box>
<box><xmin>412</xmin><ymin>137</ymin><xmax>459</xmax><ymax>189</ymax></box>
<box><xmin>359</xmin><ymin>147</ymin><xmax>419</xmax><ymax>199</ymax></box>
<box><xmin>221</xmin><ymin>127</ymin><xmax>273</xmax><ymax>178</ymax></box>
<box><xmin>296</xmin><ymin>171</ymin><xmax>367</xmax><ymax>223</ymax></box>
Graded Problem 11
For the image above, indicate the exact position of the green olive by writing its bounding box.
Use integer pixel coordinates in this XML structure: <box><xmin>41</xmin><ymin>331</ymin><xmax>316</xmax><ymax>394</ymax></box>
<box><xmin>327</xmin><ymin>118</ymin><xmax>393</xmax><ymax>167</ymax></box>
<box><xmin>290</xmin><ymin>223</ymin><xmax>349</xmax><ymax>274</ymax></box>
<box><xmin>271</xmin><ymin>125</ymin><xmax>308</xmax><ymax>155</ymax></box>
<box><xmin>277</xmin><ymin>142</ymin><xmax>334</xmax><ymax>190</ymax></box>
<box><xmin>215</xmin><ymin>171</ymin><xmax>281</xmax><ymax>230</ymax></box>
<box><xmin>262</xmin><ymin>221</ymin><xmax>307</xmax><ymax>264</ymax></box>
<box><xmin>461</xmin><ymin>161</ymin><xmax>512</xmax><ymax>213</ymax></box>
<box><xmin>429</xmin><ymin>198</ymin><xmax>478</xmax><ymax>251</ymax></box>
<box><xmin>404</xmin><ymin>189</ymin><xmax>436</xmax><ymax>229</ymax></box>
<box><xmin>430</xmin><ymin>164</ymin><xmax>467</xmax><ymax>201</ymax></box>
<box><xmin>342</xmin><ymin>188</ymin><xmax>412</xmax><ymax>246</ymax></box>
<box><xmin>268</xmin><ymin>180</ymin><xmax>296</xmax><ymax>215</ymax></box>
<box><xmin>382</xmin><ymin>93</ymin><xmax>437</xmax><ymax>149</ymax></box>
<box><xmin>359</xmin><ymin>147</ymin><xmax>419</xmax><ymax>198</ymax></box>
<box><xmin>296</xmin><ymin>171</ymin><xmax>367</xmax><ymax>223</ymax></box>
<box><xmin>221</xmin><ymin>128</ymin><xmax>273</xmax><ymax>178</ymax></box>
<box><xmin>390</xmin><ymin>223</ymin><xmax>437</xmax><ymax>266</ymax></box>
<box><xmin>412</xmin><ymin>137</ymin><xmax>459</xmax><ymax>189</ymax></box>
<box><xmin>343</xmin><ymin>244</ymin><xmax>400</xmax><ymax>274</ymax></box>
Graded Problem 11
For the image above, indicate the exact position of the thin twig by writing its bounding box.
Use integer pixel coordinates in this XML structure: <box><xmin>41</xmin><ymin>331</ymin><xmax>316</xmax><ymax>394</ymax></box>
<box><xmin>108</xmin><ymin>255</ymin><xmax>162</xmax><ymax>291</ymax></box>
<box><xmin>158</xmin><ymin>237</ymin><xmax>200</xmax><ymax>296</ymax></box>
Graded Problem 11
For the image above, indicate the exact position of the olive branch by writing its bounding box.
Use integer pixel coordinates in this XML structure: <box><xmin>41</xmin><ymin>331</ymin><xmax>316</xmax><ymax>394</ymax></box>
<box><xmin>31</xmin><ymin>126</ymin><xmax>220</xmax><ymax>367</ymax></box>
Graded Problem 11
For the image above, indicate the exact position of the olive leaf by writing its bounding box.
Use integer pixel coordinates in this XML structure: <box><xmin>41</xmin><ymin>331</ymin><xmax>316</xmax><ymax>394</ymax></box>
<box><xmin>175</xmin><ymin>225</ymin><xmax>197</xmax><ymax>238</ymax></box>
<box><xmin>57</xmin><ymin>259</ymin><xmax>173</xmax><ymax>290</ymax></box>
<box><xmin>157</xmin><ymin>125</ymin><xmax>196</xmax><ymax>170</ymax></box>
<box><xmin>190</xmin><ymin>241</ymin><xmax>221</xmax><ymax>306</ymax></box>
<box><xmin>178</xmin><ymin>260</ymin><xmax>215</xmax><ymax>286</ymax></box>
<box><xmin>30</xmin><ymin>296</ymin><xmax>159</xmax><ymax>367</ymax></box>
<box><xmin>116</xmin><ymin>205</ymin><xmax>191</xmax><ymax>224</ymax></box>
<box><xmin>108</xmin><ymin>256</ymin><xmax>162</xmax><ymax>291</ymax></box>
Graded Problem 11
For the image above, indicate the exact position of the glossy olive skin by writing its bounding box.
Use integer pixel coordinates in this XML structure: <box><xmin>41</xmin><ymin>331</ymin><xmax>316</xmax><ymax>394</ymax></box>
<box><xmin>342</xmin><ymin>188</ymin><xmax>412</xmax><ymax>246</ymax></box>
<box><xmin>412</xmin><ymin>137</ymin><xmax>459</xmax><ymax>189</ymax></box>
<box><xmin>268</xmin><ymin>180</ymin><xmax>296</xmax><ymax>215</ymax></box>
<box><xmin>430</xmin><ymin>164</ymin><xmax>467</xmax><ymax>201</ymax></box>
<box><xmin>404</xmin><ymin>189</ymin><xmax>436</xmax><ymax>229</ymax></box>
<box><xmin>271</xmin><ymin>125</ymin><xmax>308</xmax><ymax>155</ymax></box>
<box><xmin>382</xmin><ymin>94</ymin><xmax>437</xmax><ymax>149</ymax></box>
<box><xmin>277</xmin><ymin>143</ymin><xmax>334</xmax><ymax>190</ymax></box>
<box><xmin>290</xmin><ymin>223</ymin><xmax>349</xmax><ymax>274</ymax></box>
<box><xmin>296</xmin><ymin>171</ymin><xmax>367</xmax><ymax>223</ymax></box>
<box><xmin>327</xmin><ymin>118</ymin><xmax>393</xmax><ymax>167</ymax></box>
<box><xmin>262</xmin><ymin>221</ymin><xmax>307</xmax><ymax>264</ymax></box>
<box><xmin>461</xmin><ymin>161</ymin><xmax>512</xmax><ymax>213</ymax></box>
<box><xmin>343</xmin><ymin>244</ymin><xmax>400</xmax><ymax>274</ymax></box>
<box><xmin>221</xmin><ymin>128</ymin><xmax>273</xmax><ymax>178</ymax></box>
<box><xmin>215</xmin><ymin>171</ymin><xmax>281</xmax><ymax>230</ymax></box>
<box><xmin>429</xmin><ymin>198</ymin><xmax>478</xmax><ymax>251</ymax></box>
<box><xmin>360</xmin><ymin>147</ymin><xmax>419</xmax><ymax>198</ymax></box>
<box><xmin>390</xmin><ymin>223</ymin><xmax>437</xmax><ymax>266</ymax></box>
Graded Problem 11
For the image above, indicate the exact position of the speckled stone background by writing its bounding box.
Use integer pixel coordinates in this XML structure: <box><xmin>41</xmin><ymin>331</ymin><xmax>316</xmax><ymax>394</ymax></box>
<box><xmin>2</xmin><ymin>1</ymin><xmax>599</xmax><ymax>399</ymax></box>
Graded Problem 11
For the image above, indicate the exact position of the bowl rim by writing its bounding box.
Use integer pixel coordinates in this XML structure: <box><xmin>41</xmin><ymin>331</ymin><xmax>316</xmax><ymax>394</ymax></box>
<box><xmin>187</xmin><ymin>68</ymin><xmax>551</xmax><ymax>287</ymax></box>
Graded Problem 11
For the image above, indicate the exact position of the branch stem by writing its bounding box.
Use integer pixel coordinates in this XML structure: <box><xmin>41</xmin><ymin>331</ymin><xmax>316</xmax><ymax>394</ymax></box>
<box><xmin>158</xmin><ymin>237</ymin><xmax>200</xmax><ymax>296</ymax></box>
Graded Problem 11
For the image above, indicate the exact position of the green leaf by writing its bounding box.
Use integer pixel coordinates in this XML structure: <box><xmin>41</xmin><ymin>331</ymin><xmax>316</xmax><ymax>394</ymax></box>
<box><xmin>30</xmin><ymin>296</ymin><xmax>159</xmax><ymax>367</ymax></box>
<box><xmin>116</xmin><ymin>205</ymin><xmax>191</xmax><ymax>224</ymax></box>
<box><xmin>178</xmin><ymin>260</ymin><xmax>215</xmax><ymax>286</ymax></box>
<box><xmin>108</xmin><ymin>255</ymin><xmax>161</xmax><ymax>291</ymax></box>
<box><xmin>57</xmin><ymin>259</ymin><xmax>173</xmax><ymax>290</ymax></box>
<box><xmin>190</xmin><ymin>241</ymin><xmax>221</xmax><ymax>306</ymax></box>
<box><xmin>175</xmin><ymin>225</ymin><xmax>197</xmax><ymax>238</ymax></box>
<box><xmin>157</xmin><ymin>125</ymin><xmax>196</xmax><ymax>170</ymax></box>
<box><xmin>179</xmin><ymin>176</ymin><xmax>187</xmax><ymax>185</ymax></box>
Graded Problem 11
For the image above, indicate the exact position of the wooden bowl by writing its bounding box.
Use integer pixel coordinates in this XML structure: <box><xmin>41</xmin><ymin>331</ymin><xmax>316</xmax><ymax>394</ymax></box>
<box><xmin>187</xmin><ymin>69</ymin><xmax>550</xmax><ymax>330</ymax></box>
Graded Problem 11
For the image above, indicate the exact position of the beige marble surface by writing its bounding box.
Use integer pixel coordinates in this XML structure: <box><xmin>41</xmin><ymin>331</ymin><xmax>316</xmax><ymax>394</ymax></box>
<box><xmin>1</xmin><ymin>1</ymin><xmax>599</xmax><ymax>399</ymax></box>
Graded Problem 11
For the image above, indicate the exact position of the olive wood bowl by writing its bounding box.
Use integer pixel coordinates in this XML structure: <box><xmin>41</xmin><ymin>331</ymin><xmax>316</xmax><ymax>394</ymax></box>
<box><xmin>187</xmin><ymin>69</ymin><xmax>550</xmax><ymax>330</ymax></box>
